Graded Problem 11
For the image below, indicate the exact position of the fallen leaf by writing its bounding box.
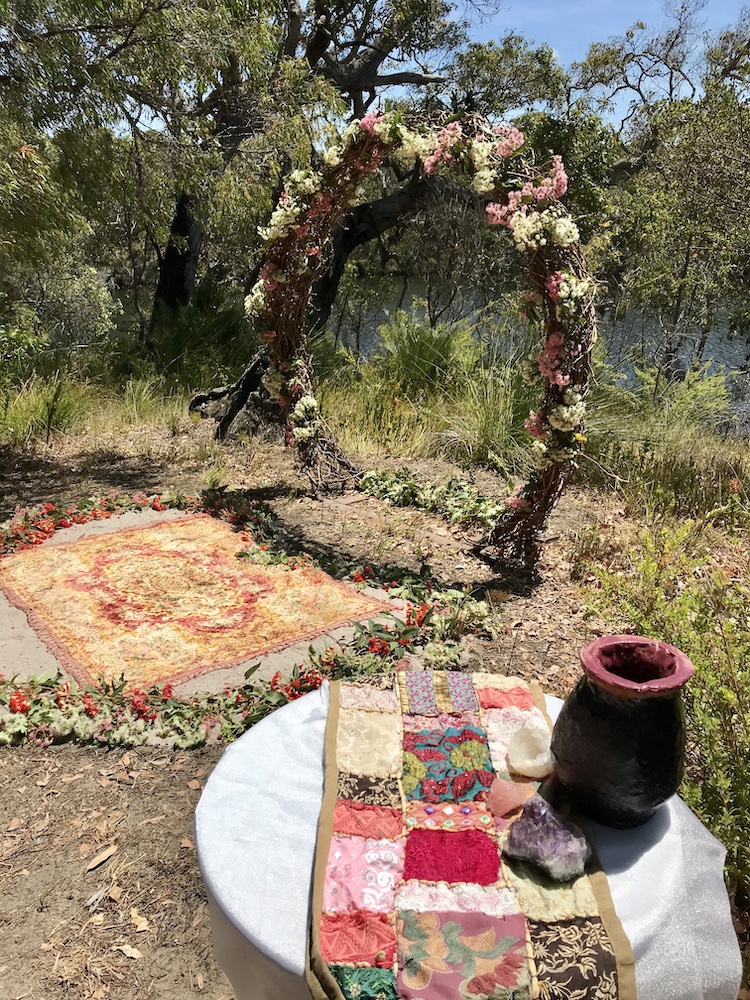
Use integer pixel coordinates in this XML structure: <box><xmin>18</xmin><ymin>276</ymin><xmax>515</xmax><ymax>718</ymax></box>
<box><xmin>180</xmin><ymin>837</ymin><xmax>195</xmax><ymax>850</ymax></box>
<box><xmin>91</xmin><ymin>913</ymin><xmax>104</xmax><ymax>925</ymax></box>
<box><xmin>191</xmin><ymin>904</ymin><xmax>206</xmax><ymax>928</ymax></box>
<box><xmin>196</xmin><ymin>972</ymin><xmax>204</xmax><ymax>990</ymax></box>
<box><xmin>86</xmin><ymin>844</ymin><xmax>118</xmax><ymax>871</ymax></box>
<box><xmin>61</xmin><ymin>773</ymin><xmax>83</xmax><ymax>783</ymax></box>
<box><xmin>187</xmin><ymin>779</ymin><xmax>201</xmax><ymax>790</ymax></box>
<box><xmin>40</xmin><ymin>943</ymin><xmax>54</xmax><ymax>952</ymax></box>
<box><xmin>80</xmin><ymin>843</ymin><xmax>92</xmax><ymax>856</ymax></box>
<box><xmin>138</xmin><ymin>815</ymin><xmax>165</xmax><ymax>827</ymax></box>
<box><xmin>130</xmin><ymin>908</ymin><xmax>149</xmax><ymax>932</ymax></box>
<box><xmin>113</xmin><ymin>944</ymin><xmax>142</xmax><ymax>959</ymax></box>
<box><xmin>109</xmin><ymin>884</ymin><xmax>123</xmax><ymax>902</ymax></box>
<box><xmin>193</xmin><ymin>768</ymin><xmax>205</xmax><ymax>778</ymax></box>
<box><xmin>7</xmin><ymin>817</ymin><xmax>23</xmax><ymax>831</ymax></box>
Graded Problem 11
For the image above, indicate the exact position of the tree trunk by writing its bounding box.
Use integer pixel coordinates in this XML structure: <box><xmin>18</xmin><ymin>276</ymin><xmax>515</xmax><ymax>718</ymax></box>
<box><xmin>150</xmin><ymin>191</ymin><xmax>203</xmax><ymax>328</ymax></box>
<box><xmin>309</xmin><ymin>174</ymin><xmax>483</xmax><ymax>330</ymax></box>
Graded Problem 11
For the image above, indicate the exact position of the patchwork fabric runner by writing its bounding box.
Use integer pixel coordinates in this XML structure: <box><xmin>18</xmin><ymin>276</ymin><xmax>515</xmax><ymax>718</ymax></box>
<box><xmin>307</xmin><ymin>670</ymin><xmax>637</xmax><ymax>1000</ymax></box>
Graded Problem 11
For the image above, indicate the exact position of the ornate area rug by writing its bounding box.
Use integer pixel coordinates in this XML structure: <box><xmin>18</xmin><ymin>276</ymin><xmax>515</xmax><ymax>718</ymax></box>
<box><xmin>0</xmin><ymin>514</ymin><xmax>385</xmax><ymax>688</ymax></box>
<box><xmin>307</xmin><ymin>670</ymin><xmax>637</xmax><ymax>1000</ymax></box>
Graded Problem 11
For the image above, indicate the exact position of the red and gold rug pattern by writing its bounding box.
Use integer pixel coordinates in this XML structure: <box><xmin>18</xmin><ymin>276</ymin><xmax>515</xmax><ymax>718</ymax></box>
<box><xmin>0</xmin><ymin>515</ymin><xmax>385</xmax><ymax>688</ymax></box>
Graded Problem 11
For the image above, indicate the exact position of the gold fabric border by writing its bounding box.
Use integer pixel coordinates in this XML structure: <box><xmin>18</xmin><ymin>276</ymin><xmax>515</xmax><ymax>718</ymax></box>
<box><xmin>306</xmin><ymin>680</ymin><xmax>345</xmax><ymax>1000</ymax></box>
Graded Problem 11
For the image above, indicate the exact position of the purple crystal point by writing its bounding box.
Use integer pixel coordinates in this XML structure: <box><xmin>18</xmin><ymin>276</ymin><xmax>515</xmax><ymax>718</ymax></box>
<box><xmin>503</xmin><ymin>794</ymin><xmax>591</xmax><ymax>882</ymax></box>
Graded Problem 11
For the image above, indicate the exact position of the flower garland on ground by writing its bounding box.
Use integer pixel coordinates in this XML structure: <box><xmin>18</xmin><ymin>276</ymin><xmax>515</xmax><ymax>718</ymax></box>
<box><xmin>244</xmin><ymin>110</ymin><xmax>598</xmax><ymax>564</ymax></box>
<box><xmin>0</xmin><ymin>489</ymin><xmax>279</xmax><ymax>556</ymax></box>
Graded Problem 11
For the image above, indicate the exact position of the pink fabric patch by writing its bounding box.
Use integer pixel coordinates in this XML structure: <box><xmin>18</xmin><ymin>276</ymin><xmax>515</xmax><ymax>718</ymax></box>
<box><xmin>402</xmin><ymin>828</ymin><xmax>500</xmax><ymax>885</ymax></box>
<box><xmin>403</xmin><ymin>712</ymin><xmax>482</xmax><ymax>732</ymax></box>
<box><xmin>320</xmin><ymin>910</ymin><xmax>397</xmax><ymax>966</ymax></box>
<box><xmin>324</xmin><ymin>836</ymin><xmax>405</xmax><ymax>912</ymax></box>
<box><xmin>333</xmin><ymin>799</ymin><xmax>403</xmax><ymax>840</ymax></box>
<box><xmin>477</xmin><ymin>686</ymin><xmax>537</xmax><ymax>710</ymax></box>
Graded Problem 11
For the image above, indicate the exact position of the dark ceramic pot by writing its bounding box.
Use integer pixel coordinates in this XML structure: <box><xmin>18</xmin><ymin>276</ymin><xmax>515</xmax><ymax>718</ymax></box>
<box><xmin>550</xmin><ymin>634</ymin><xmax>695</xmax><ymax>828</ymax></box>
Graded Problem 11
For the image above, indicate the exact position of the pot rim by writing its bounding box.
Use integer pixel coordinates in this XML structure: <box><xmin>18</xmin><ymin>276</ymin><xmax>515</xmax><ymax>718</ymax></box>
<box><xmin>580</xmin><ymin>634</ymin><xmax>695</xmax><ymax>695</ymax></box>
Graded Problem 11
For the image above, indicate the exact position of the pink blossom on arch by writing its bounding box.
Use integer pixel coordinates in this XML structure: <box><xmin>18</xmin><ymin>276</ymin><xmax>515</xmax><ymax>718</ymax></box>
<box><xmin>505</xmin><ymin>492</ymin><xmax>530</xmax><ymax>510</ymax></box>
<box><xmin>263</xmin><ymin>330</ymin><xmax>277</xmax><ymax>341</ymax></box>
<box><xmin>359</xmin><ymin>112</ymin><xmax>385</xmax><ymax>135</ymax></box>
<box><xmin>494</xmin><ymin>124</ymin><xmax>525</xmax><ymax>158</ymax></box>
<box><xmin>524</xmin><ymin>410</ymin><xmax>547</xmax><ymax>440</ymax></box>
<box><xmin>545</xmin><ymin>271</ymin><xmax>564</xmax><ymax>301</ymax></box>
<box><xmin>424</xmin><ymin>122</ymin><xmax>464</xmax><ymax>174</ymax></box>
<box><xmin>260</xmin><ymin>262</ymin><xmax>281</xmax><ymax>291</ymax></box>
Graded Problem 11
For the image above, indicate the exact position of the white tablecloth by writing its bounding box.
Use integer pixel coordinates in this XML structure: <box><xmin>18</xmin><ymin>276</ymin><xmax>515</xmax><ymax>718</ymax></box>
<box><xmin>195</xmin><ymin>682</ymin><xmax>742</xmax><ymax>1000</ymax></box>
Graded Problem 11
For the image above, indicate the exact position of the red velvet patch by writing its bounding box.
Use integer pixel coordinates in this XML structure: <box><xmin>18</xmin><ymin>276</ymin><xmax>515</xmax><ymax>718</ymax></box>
<box><xmin>402</xmin><ymin>828</ymin><xmax>500</xmax><ymax>885</ymax></box>
<box><xmin>333</xmin><ymin>799</ymin><xmax>403</xmax><ymax>840</ymax></box>
<box><xmin>320</xmin><ymin>910</ymin><xmax>397</xmax><ymax>966</ymax></box>
<box><xmin>477</xmin><ymin>685</ymin><xmax>537</xmax><ymax>711</ymax></box>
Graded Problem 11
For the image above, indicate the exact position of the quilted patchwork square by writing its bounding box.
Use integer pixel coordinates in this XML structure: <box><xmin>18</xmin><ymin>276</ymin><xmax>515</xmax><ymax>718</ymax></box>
<box><xmin>337</xmin><ymin>707</ymin><xmax>401</xmax><ymax>778</ymax></box>
<box><xmin>324</xmin><ymin>835</ymin><xmax>405</xmax><ymax>912</ymax></box>
<box><xmin>528</xmin><ymin>917</ymin><xmax>618</xmax><ymax>999</ymax></box>
<box><xmin>446</xmin><ymin>670</ymin><xmax>479</xmax><ymax>711</ymax></box>
<box><xmin>336</xmin><ymin>774</ymin><xmax>402</xmax><ymax>808</ymax></box>
<box><xmin>483</xmin><ymin>707</ymin><xmax>549</xmax><ymax>774</ymax></box>
<box><xmin>396</xmin><ymin>909</ymin><xmax>531</xmax><ymax>1000</ymax></box>
<box><xmin>333</xmin><ymin>799</ymin><xmax>403</xmax><ymax>840</ymax></box>
<box><xmin>400</xmin><ymin>671</ymin><xmax>439</xmax><ymax>714</ymax></box>
<box><xmin>402</xmin><ymin>726</ymin><xmax>494</xmax><ymax>802</ymax></box>
<box><xmin>320</xmin><ymin>911</ymin><xmax>397</xmax><ymax>966</ymax></box>
<box><xmin>404</xmin><ymin>800</ymin><xmax>494</xmax><ymax>832</ymax></box>
<box><xmin>330</xmin><ymin>965</ymin><xmax>399</xmax><ymax>1000</ymax></box>
<box><xmin>476</xmin><ymin>684</ymin><xmax>537</xmax><ymax>711</ymax></box>
<box><xmin>402</xmin><ymin>828</ymin><xmax>500</xmax><ymax>885</ymax></box>
<box><xmin>402</xmin><ymin>711</ymin><xmax>482</xmax><ymax>733</ymax></box>
<box><xmin>340</xmin><ymin>683</ymin><xmax>399</xmax><ymax>711</ymax></box>
<box><xmin>394</xmin><ymin>881</ymin><xmax>519</xmax><ymax>917</ymax></box>
<box><xmin>502</xmin><ymin>858</ymin><xmax>598</xmax><ymax>921</ymax></box>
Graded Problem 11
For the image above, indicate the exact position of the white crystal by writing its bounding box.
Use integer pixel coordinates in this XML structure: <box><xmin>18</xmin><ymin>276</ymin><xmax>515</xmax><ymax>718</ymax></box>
<box><xmin>506</xmin><ymin>718</ymin><xmax>555</xmax><ymax>778</ymax></box>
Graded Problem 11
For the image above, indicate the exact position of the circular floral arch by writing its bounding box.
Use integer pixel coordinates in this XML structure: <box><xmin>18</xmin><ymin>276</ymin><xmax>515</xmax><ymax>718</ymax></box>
<box><xmin>244</xmin><ymin>112</ymin><xmax>598</xmax><ymax>568</ymax></box>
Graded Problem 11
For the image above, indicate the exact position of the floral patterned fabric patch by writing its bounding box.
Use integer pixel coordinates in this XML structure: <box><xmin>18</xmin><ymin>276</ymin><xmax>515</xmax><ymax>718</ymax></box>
<box><xmin>394</xmin><ymin>881</ymin><xmax>519</xmax><ymax>917</ymax></box>
<box><xmin>402</xmin><ymin>828</ymin><xmax>501</xmax><ymax>885</ymax></box>
<box><xmin>337</xmin><ymin>708</ymin><xmax>402</xmax><ymax>778</ymax></box>
<box><xmin>402</xmin><ymin>712</ymin><xmax>482</xmax><ymax>733</ymax></box>
<box><xmin>324</xmin><ymin>836</ymin><xmax>405</xmax><ymax>913</ymax></box>
<box><xmin>341</xmin><ymin>683</ymin><xmax>400</xmax><ymax>712</ymax></box>
<box><xmin>402</xmin><ymin>726</ymin><xmax>494</xmax><ymax>802</ymax></box>
<box><xmin>320</xmin><ymin>911</ymin><xmax>397</xmax><ymax>966</ymax></box>
<box><xmin>528</xmin><ymin>917</ymin><xmax>618</xmax><ymax>999</ymax></box>
<box><xmin>329</xmin><ymin>965</ymin><xmax>400</xmax><ymax>1000</ymax></box>
<box><xmin>336</xmin><ymin>774</ymin><xmax>402</xmax><ymax>808</ymax></box>
<box><xmin>401</xmin><ymin>671</ymin><xmax>439</xmax><ymax>715</ymax></box>
<box><xmin>396</xmin><ymin>909</ymin><xmax>531</xmax><ymax>1000</ymax></box>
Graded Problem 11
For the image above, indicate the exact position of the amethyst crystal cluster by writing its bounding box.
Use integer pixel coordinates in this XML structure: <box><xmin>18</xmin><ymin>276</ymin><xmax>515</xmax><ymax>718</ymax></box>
<box><xmin>502</xmin><ymin>794</ymin><xmax>590</xmax><ymax>882</ymax></box>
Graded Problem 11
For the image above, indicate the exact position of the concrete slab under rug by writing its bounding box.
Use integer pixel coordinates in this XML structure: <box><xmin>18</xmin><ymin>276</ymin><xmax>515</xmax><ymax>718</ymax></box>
<box><xmin>0</xmin><ymin>512</ymin><xmax>387</xmax><ymax>690</ymax></box>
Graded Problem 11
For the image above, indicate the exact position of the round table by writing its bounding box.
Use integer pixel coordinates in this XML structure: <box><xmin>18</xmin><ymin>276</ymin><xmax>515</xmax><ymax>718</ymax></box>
<box><xmin>195</xmin><ymin>682</ymin><xmax>742</xmax><ymax>1000</ymax></box>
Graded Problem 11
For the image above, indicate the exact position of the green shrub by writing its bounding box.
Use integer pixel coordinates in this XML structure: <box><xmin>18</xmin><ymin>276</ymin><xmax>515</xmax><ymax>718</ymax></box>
<box><xmin>374</xmin><ymin>309</ymin><xmax>480</xmax><ymax>393</ymax></box>
<box><xmin>582</xmin><ymin>364</ymin><xmax>749</xmax><ymax>520</ymax></box>
<box><xmin>0</xmin><ymin>375</ymin><xmax>94</xmax><ymax>448</ymax></box>
<box><xmin>585</xmin><ymin>522</ymin><xmax>750</xmax><ymax>897</ymax></box>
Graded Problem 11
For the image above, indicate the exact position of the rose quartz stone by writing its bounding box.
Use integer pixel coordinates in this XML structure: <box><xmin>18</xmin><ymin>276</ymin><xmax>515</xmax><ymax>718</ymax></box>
<box><xmin>487</xmin><ymin>777</ymin><xmax>534</xmax><ymax>817</ymax></box>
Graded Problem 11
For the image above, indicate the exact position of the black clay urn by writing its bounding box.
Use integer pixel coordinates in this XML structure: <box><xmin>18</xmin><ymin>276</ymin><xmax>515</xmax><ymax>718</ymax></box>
<box><xmin>550</xmin><ymin>634</ymin><xmax>695</xmax><ymax>828</ymax></box>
